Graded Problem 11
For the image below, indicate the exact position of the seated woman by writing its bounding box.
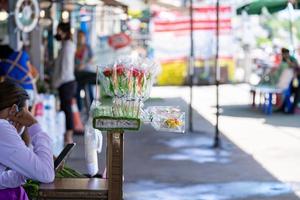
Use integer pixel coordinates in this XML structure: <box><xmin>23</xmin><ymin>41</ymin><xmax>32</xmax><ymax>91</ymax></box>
<box><xmin>0</xmin><ymin>80</ymin><xmax>54</xmax><ymax>200</ymax></box>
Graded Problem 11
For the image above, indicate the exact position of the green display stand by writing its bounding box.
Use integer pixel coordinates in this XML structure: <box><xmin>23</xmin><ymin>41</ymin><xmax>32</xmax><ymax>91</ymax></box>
<box><xmin>93</xmin><ymin>116</ymin><xmax>141</xmax><ymax>131</ymax></box>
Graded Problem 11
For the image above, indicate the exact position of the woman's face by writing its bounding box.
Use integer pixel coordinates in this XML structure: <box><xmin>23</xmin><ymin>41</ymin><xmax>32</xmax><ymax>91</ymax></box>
<box><xmin>0</xmin><ymin>102</ymin><xmax>28</xmax><ymax>134</ymax></box>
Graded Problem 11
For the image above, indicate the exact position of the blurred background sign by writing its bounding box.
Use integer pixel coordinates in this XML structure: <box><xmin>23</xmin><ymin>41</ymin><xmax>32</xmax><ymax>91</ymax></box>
<box><xmin>152</xmin><ymin>4</ymin><xmax>234</xmax><ymax>85</ymax></box>
<box><xmin>108</xmin><ymin>33</ymin><xmax>132</xmax><ymax>49</ymax></box>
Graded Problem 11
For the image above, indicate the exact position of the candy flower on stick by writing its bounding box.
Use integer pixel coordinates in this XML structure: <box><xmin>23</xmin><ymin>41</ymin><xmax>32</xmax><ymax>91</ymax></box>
<box><xmin>102</xmin><ymin>67</ymin><xmax>114</xmax><ymax>96</ymax></box>
<box><xmin>131</xmin><ymin>67</ymin><xmax>140</xmax><ymax>98</ymax></box>
<box><xmin>103</xmin><ymin>68</ymin><xmax>112</xmax><ymax>77</ymax></box>
<box><xmin>115</xmin><ymin>63</ymin><xmax>128</xmax><ymax>97</ymax></box>
<box><xmin>116</xmin><ymin>64</ymin><xmax>125</xmax><ymax>75</ymax></box>
<box><xmin>132</xmin><ymin>68</ymin><xmax>140</xmax><ymax>77</ymax></box>
<box><xmin>137</xmin><ymin>70</ymin><xmax>145</xmax><ymax>97</ymax></box>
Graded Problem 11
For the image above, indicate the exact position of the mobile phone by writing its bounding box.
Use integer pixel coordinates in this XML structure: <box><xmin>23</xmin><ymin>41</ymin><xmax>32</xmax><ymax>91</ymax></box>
<box><xmin>54</xmin><ymin>143</ymin><xmax>76</xmax><ymax>171</ymax></box>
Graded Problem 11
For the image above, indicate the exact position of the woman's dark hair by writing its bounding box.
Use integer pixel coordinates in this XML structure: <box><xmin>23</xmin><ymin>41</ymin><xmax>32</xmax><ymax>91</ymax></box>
<box><xmin>0</xmin><ymin>45</ymin><xmax>14</xmax><ymax>60</ymax></box>
<box><xmin>281</xmin><ymin>48</ymin><xmax>290</xmax><ymax>54</ymax></box>
<box><xmin>78</xmin><ymin>30</ymin><xmax>85</xmax><ymax>35</ymax></box>
<box><xmin>0</xmin><ymin>80</ymin><xmax>29</xmax><ymax>111</ymax></box>
<box><xmin>57</xmin><ymin>22</ymin><xmax>72</xmax><ymax>40</ymax></box>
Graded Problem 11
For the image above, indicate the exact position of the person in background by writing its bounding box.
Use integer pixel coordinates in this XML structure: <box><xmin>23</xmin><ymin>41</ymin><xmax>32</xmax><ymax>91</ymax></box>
<box><xmin>75</xmin><ymin>30</ymin><xmax>94</xmax><ymax>111</ymax></box>
<box><xmin>273</xmin><ymin>48</ymin><xmax>299</xmax><ymax>113</ymax></box>
<box><xmin>272</xmin><ymin>48</ymin><xmax>298</xmax><ymax>84</ymax></box>
<box><xmin>0</xmin><ymin>80</ymin><xmax>54</xmax><ymax>200</ymax></box>
<box><xmin>0</xmin><ymin>37</ymin><xmax>39</xmax><ymax>109</ymax></box>
<box><xmin>53</xmin><ymin>22</ymin><xmax>77</xmax><ymax>144</ymax></box>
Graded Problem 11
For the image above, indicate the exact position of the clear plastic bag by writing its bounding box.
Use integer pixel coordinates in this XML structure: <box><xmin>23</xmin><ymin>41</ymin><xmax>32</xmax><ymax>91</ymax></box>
<box><xmin>112</xmin><ymin>98</ymin><xmax>143</xmax><ymax>118</ymax></box>
<box><xmin>96</xmin><ymin>56</ymin><xmax>160</xmax><ymax>119</ymax></box>
<box><xmin>97</xmin><ymin>56</ymin><xmax>160</xmax><ymax>101</ymax></box>
<box><xmin>85</xmin><ymin>101</ymin><xmax>103</xmax><ymax>176</ymax></box>
<box><xmin>99</xmin><ymin>65</ymin><xmax>115</xmax><ymax>97</ymax></box>
<box><xmin>146</xmin><ymin>106</ymin><xmax>185</xmax><ymax>133</ymax></box>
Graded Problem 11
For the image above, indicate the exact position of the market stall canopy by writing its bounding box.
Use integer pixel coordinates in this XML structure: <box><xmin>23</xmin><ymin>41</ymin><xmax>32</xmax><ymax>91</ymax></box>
<box><xmin>236</xmin><ymin>0</ymin><xmax>300</xmax><ymax>15</ymax></box>
<box><xmin>149</xmin><ymin>0</ymin><xmax>188</xmax><ymax>11</ymax></box>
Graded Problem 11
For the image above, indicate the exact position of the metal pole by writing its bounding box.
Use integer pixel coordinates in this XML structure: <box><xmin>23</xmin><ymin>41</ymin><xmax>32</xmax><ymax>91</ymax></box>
<box><xmin>189</xmin><ymin>0</ymin><xmax>194</xmax><ymax>132</ymax></box>
<box><xmin>213</xmin><ymin>0</ymin><xmax>220</xmax><ymax>148</ymax></box>
<box><xmin>288</xmin><ymin>2</ymin><xmax>295</xmax><ymax>51</ymax></box>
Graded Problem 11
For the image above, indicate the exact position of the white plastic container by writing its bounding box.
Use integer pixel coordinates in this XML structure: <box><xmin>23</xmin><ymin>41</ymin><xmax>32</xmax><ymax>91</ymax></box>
<box><xmin>84</xmin><ymin>118</ymin><xmax>103</xmax><ymax>176</ymax></box>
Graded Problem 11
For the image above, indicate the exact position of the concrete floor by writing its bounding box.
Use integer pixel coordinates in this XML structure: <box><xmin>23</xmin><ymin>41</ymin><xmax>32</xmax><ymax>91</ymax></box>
<box><xmin>67</xmin><ymin>84</ymin><xmax>300</xmax><ymax>200</ymax></box>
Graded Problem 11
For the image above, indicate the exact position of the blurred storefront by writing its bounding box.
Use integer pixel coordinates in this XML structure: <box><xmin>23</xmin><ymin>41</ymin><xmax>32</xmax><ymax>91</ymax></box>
<box><xmin>1</xmin><ymin>0</ymin><xmax>238</xmax><ymax>87</ymax></box>
<box><xmin>0</xmin><ymin>0</ymin><xmax>128</xmax><ymax>75</ymax></box>
<box><xmin>150</xmin><ymin>2</ymin><xmax>235</xmax><ymax>85</ymax></box>
<box><xmin>0</xmin><ymin>0</ymin><xmax>128</xmax><ymax>153</ymax></box>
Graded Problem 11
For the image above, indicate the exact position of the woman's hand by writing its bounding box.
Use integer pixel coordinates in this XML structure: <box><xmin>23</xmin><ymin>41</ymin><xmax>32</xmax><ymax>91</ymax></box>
<box><xmin>22</xmin><ymin>129</ymin><xmax>31</xmax><ymax>146</ymax></box>
<box><xmin>8</xmin><ymin>105</ymin><xmax>37</xmax><ymax>127</ymax></box>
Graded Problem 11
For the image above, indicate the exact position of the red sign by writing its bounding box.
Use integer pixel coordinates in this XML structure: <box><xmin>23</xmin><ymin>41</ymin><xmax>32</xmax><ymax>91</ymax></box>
<box><xmin>153</xmin><ymin>6</ymin><xmax>232</xmax><ymax>33</ymax></box>
<box><xmin>108</xmin><ymin>33</ymin><xmax>132</xmax><ymax>49</ymax></box>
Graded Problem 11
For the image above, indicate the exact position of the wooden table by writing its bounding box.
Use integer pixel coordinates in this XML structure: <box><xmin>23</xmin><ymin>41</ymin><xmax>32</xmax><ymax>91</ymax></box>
<box><xmin>38</xmin><ymin>130</ymin><xmax>124</xmax><ymax>200</ymax></box>
<box><xmin>38</xmin><ymin>178</ymin><xmax>108</xmax><ymax>200</ymax></box>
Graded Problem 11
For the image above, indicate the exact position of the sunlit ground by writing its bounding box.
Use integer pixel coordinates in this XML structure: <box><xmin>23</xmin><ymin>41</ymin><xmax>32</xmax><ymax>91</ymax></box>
<box><xmin>149</xmin><ymin>84</ymin><xmax>300</xmax><ymax>197</ymax></box>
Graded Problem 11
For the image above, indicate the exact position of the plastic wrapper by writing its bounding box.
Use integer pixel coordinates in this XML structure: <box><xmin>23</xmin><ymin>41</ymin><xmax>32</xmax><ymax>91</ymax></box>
<box><xmin>92</xmin><ymin>105</ymin><xmax>113</xmax><ymax>118</ymax></box>
<box><xmin>85</xmin><ymin>101</ymin><xmax>103</xmax><ymax>176</ymax></box>
<box><xmin>97</xmin><ymin>57</ymin><xmax>159</xmax><ymax>119</ymax></box>
<box><xmin>146</xmin><ymin>106</ymin><xmax>185</xmax><ymax>133</ymax></box>
<box><xmin>92</xmin><ymin>101</ymin><xmax>142</xmax><ymax>119</ymax></box>
<box><xmin>99</xmin><ymin>65</ymin><xmax>115</xmax><ymax>97</ymax></box>
<box><xmin>112</xmin><ymin>98</ymin><xmax>142</xmax><ymax>118</ymax></box>
<box><xmin>98</xmin><ymin>56</ymin><xmax>160</xmax><ymax>101</ymax></box>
